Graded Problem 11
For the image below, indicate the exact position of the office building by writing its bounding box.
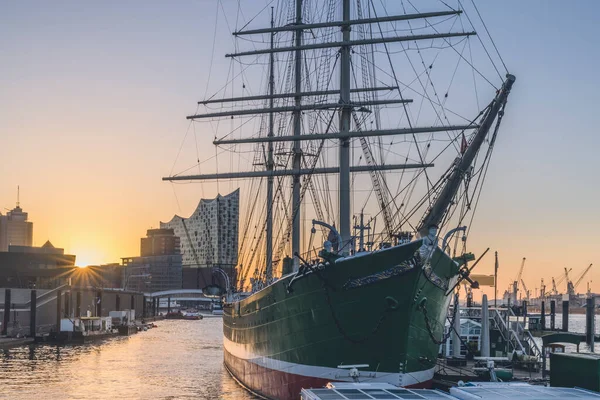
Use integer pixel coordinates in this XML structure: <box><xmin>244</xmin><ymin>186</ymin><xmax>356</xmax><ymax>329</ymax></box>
<box><xmin>0</xmin><ymin>241</ymin><xmax>76</xmax><ymax>288</ymax></box>
<box><xmin>122</xmin><ymin>229</ymin><xmax>182</xmax><ymax>292</ymax></box>
<box><xmin>0</xmin><ymin>203</ymin><xmax>33</xmax><ymax>252</ymax></box>
<box><xmin>141</xmin><ymin>228</ymin><xmax>180</xmax><ymax>257</ymax></box>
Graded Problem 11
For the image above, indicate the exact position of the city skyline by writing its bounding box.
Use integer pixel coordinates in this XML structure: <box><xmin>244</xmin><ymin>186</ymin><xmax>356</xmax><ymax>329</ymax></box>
<box><xmin>2</xmin><ymin>1</ymin><xmax>599</xmax><ymax>298</ymax></box>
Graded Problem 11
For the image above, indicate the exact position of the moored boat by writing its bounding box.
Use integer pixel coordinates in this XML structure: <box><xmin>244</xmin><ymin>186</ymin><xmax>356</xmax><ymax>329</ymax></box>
<box><xmin>164</xmin><ymin>1</ymin><xmax>515</xmax><ymax>398</ymax></box>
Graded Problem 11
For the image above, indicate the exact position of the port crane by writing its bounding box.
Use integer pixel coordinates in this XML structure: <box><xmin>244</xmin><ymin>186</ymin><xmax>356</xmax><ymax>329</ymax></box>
<box><xmin>565</xmin><ymin>267</ymin><xmax>575</xmax><ymax>296</ymax></box>
<box><xmin>512</xmin><ymin>257</ymin><xmax>526</xmax><ymax>304</ymax></box>
<box><xmin>551</xmin><ymin>268</ymin><xmax>572</xmax><ymax>295</ymax></box>
<box><xmin>521</xmin><ymin>279</ymin><xmax>530</xmax><ymax>301</ymax></box>
<box><xmin>573</xmin><ymin>263</ymin><xmax>593</xmax><ymax>293</ymax></box>
<box><xmin>540</xmin><ymin>278</ymin><xmax>546</xmax><ymax>299</ymax></box>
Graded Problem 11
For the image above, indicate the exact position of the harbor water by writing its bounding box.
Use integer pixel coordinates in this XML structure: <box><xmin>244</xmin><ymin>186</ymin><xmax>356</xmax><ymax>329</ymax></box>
<box><xmin>531</xmin><ymin>313</ymin><xmax>598</xmax><ymax>354</ymax></box>
<box><xmin>1</xmin><ymin>313</ymin><xmax>597</xmax><ymax>399</ymax></box>
<box><xmin>551</xmin><ymin>313</ymin><xmax>598</xmax><ymax>335</ymax></box>
<box><xmin>0</xmin><ymin>318</ymin><xmax>257</xmax><ymax>399</ymax></box>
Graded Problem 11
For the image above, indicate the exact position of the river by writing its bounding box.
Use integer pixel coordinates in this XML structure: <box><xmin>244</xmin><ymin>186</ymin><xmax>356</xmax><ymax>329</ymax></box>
<box><xmin>549</xmin><ymin>313</ymin><xmax>597</xmax><ymax>335</ymax></box>
<box><xmin>531</xmin><ymin>313</ymin><xmax>598</xmax><ymax>354</ymax></box>
<box><xmin>1</xmin><ymin>313</ymin><xmax>597</xmax><ymax>399</ymax></box>
<box><xmin>0</xmin><ymin>318</ymin><xmax>257</xmax><ymax>399</ymax></box>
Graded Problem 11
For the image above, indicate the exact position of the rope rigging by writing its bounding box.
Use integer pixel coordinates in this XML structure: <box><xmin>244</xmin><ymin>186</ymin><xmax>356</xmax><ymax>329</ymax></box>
<box><xmin>166</xmin><ymin>1</ymin><xmax>512</xmax><ymax>290</ymax></box>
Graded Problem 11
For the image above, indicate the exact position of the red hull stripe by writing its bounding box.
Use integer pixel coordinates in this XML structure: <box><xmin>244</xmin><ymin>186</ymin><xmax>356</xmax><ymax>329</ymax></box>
<box><xmin>223</xmin><ymin>336</ymin><xmax>434</xmax><ymax>387</ymax></box>
<box><xmin>224</xmin><ymin>348</ymin><xmax>433</xmax><ymax>400</ymax></box>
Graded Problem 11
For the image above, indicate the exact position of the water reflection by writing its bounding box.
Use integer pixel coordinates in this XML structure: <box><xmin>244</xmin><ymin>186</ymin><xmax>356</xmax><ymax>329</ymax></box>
<box><xmin>0</xmin><ymin>318</ymin><xmax>256</xmax><ymax>399</ymax></box>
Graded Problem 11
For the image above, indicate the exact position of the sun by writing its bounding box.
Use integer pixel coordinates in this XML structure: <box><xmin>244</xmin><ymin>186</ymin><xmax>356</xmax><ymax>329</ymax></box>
<box><xmin>72</xmin><ymin>248</ymin><xmax>107</xmax><ymax>268</ymax></box>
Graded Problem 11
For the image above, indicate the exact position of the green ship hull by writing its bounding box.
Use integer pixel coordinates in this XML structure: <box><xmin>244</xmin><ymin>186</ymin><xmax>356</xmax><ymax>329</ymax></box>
<box><xmin>223</xmin><ymin>240</ymin><xmax>460</xmax><ymax>400</ymax></box>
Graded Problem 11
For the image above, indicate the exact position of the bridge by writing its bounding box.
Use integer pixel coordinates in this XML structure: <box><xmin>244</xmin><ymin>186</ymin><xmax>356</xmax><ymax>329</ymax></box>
<box><xmin>145</xmin><ymin>289</ymin><xmax>204</xmax><ymax>298</ymax></box>
<box><xmin>142</xmin><ymin>288</ymin><xmax>221</xmax><ymax>315</ymax></box>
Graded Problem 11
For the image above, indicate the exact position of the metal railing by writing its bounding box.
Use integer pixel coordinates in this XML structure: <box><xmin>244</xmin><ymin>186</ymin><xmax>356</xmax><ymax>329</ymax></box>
<box><xmin>513</xmin><ymin>317</ymin><xmax>542</xmax><ymax>359</ymax></box>
<box><xmin>491</xmin><ymin>309</ymin><xmax>525</xmax><ymax>354</ymax></box>
<box><xmin>509</xmin><ymin>329</ymin><xmax>527</xmax><ymax>353</ymax></box>
<box><xmin>462</xmin><ymin>306</ymin><xmax>540</xmax><ymax>360</ymax></box>
<box><xmin>453</xmin><ymin>306</ymin><xmax>543</xmax><ymax>362</ymax></box>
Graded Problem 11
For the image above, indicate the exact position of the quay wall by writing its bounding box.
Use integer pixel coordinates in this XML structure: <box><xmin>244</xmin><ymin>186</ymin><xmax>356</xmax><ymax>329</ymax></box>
<box><xmin>0</xmin><ymin>287</ymin><xmax>145</xmax><ymax>337</ymax></box>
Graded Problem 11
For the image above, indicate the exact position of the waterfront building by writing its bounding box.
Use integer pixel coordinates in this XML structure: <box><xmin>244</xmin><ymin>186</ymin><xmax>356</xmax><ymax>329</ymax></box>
<box><xmin>160</xmin><ymin>189</ymin><xmax>239</xmax><ymax>289</ymax></box>
<box><xmin>0</xmin><ymin>241</ymin><xmax>76</xmax><ymax>288</ymax></box>
<box><xmin>122</xmin><ymin>229</ymin><xmax>182</xmax><ymax>292</ymax></box>
<box><xmin>442</xmin><ymin>318</ymin><xmax>483</xmax><ymax>357</ymax></box>
<box><xmin>121</xmin><ymin>255</ymin><xmax>182</xmax><ymax>292</ymax></box>
<box><xmin>141</xmin><ymin>228</ymin><xmax>180</xmax><ymax>257</ymax></box>
<box><xmin>0</xmin><ymin>203</ymin><xmax>33</xmax><ymax>252</ymax></box>
<box><xmin>71</xmin><ymin>263</ymin><xmax>124</xmax><ymax>289</ymax></box>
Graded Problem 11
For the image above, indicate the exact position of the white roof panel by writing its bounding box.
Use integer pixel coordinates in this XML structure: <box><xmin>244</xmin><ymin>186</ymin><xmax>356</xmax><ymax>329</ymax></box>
<box><xmin>450</xmin><ymin>385</ymin><xmax>600</xmax><ymax>400</ymax></box>
<box><xmin>301</xmin><ymin>385</ymin><xmax>457</xmax><ymax>400</ymax></box>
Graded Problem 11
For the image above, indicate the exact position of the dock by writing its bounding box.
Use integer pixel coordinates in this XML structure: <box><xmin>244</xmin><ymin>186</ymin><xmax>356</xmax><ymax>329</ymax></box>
<box><xmin>0</xmin><ymin>336</ymin><xmax>34</xmax><ymax>349</ymax></box>
<box><xmin>434</xmin><ymin>358</ymin><xmax>545</xmax><ymax>391</ymax></box>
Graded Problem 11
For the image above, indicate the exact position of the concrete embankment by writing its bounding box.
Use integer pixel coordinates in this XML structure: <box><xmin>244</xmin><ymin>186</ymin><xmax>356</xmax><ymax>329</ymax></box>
<box><xmin>0</xmin><ymin>337</ymin><xmax>34</xmax><ymax>349</ymax></box>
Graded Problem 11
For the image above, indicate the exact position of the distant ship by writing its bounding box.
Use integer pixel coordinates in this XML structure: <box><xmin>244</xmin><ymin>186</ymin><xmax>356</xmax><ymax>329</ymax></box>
<box><xmin>164</xmin><ymin>1</ymin><xmax>514</xmax><ymax>399</ymax></box>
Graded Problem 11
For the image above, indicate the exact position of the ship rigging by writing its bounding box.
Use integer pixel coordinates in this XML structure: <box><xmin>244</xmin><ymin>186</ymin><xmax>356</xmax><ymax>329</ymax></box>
<box><xmin>165</xmin><ymin>1</ymin><xmax>512</xmax><ymax>292</ymax></box>
<box><xmin>164</xmin><ymin>2</ymin><xmax>514</xmax><ymax>397</ymax></box>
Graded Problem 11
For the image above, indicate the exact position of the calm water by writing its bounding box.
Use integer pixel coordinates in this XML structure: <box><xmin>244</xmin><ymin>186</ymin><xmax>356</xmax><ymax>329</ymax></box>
<box><xmin>1</xmin><ymin>313</ymin><xmax>596</xmax><ymax>399</ymax></box>
<box><xmin>0</xmin><ymin>318</ymin><xmax>257</xmax><ymax>400</ymax></box>
<box><xmin>552</xmin><ymin>313</ymin><xmax>597</xmax><ymax>335</ymax></box>
<box><xmin>531</xmin><ymin>313</ymin><xmax>598</xmax><ymax>354</ymax></box>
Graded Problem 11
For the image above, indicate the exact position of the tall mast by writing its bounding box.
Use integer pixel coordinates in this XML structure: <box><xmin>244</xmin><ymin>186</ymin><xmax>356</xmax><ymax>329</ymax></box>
<box><xmin>164</xmin><ymin>6</ymin><xmax>485</xmax><ymax>268</ymax></box>
<box><xmin>291</xmin><ymin>0</ymin><xmax>303</xmax><ymax>271</ymax></box>
<box><xmin>418</xmin><ymin>74</ymin><xmax>515</xmax><ymax>237</ymax></box>
<box><xmin>265</xmin><ymin>7</ymin><xmax>275</xmax><ymax>282</ymax></box>
<box><xmin>339</xmin><ymin>0</ymin><xmax>351</xmax><ymax>255</ymax></box>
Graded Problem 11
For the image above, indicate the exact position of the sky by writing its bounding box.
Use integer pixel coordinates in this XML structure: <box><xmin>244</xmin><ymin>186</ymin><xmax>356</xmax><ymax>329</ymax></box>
<box><xmin>1</xmin><ymin>1</ymin><xmax>599</xmax><ymax>298</ymax></box>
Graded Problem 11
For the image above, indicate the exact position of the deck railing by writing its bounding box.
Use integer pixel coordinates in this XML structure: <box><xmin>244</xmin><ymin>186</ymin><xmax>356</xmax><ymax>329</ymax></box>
<box><xmin>460</xmin><ymin>306</ymin><xmax>541</xmax><ymax>361</ymax></box>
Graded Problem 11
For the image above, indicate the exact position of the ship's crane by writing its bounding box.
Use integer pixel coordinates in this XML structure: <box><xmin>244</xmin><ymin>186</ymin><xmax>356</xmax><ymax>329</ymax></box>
<box><xmin>512</xmin><ymin>257</ymin><xmax>526</xmax><ymax>304</ymax></box>
<box><xmin>573</xmin><ymin>263</ymin><xmax>593</xmax><ymax>292</ymax></box>
<box><xmin>521</xmin><ymin>279</ymin><xmax>530</xmax><ymax>301</ymax></box>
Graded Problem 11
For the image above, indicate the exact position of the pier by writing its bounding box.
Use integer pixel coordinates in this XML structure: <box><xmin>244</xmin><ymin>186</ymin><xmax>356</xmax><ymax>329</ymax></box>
<box><xmin>434</xmin><ymin>294</ymin><xmax>599</xmax><ymax>391</ymax></box>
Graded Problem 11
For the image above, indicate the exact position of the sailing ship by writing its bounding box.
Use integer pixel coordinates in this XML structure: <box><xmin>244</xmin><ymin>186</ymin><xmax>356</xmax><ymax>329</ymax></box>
<box><xmin>164</xmin><ymin>1</ymin><xmax>514</xmax><ymax>399</ymax></box>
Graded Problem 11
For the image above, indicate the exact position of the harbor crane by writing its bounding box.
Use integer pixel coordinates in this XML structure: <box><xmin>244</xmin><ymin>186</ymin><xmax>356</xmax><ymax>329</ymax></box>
<box><xmin>565</xmin><ymin>267</ymin><xmax>575</xmax><ymax>296</ymax></box>
<box><xmin>521</xmin><ymin>279</ymin><xmax>530</xmax><ymax>301</ymax></box>
<box><xmin>573</xmin><ymin>263</ymin><xmax>593</xmax><ymax>292</ymax></box>
<box><xmin>540</xmin><ymin>278</ymin><xmax>546</xmax><ymax>299</ymax></box>
<box><xmin>552</xmin><ymin>268</ymin><xmax>572</xmax><ymax>295</ymax></box>
<box><xmin>512</xmin><ymin>257</ymin><xmax>526</xmax><ymax>304</ymax></box>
